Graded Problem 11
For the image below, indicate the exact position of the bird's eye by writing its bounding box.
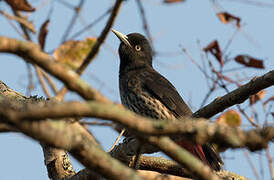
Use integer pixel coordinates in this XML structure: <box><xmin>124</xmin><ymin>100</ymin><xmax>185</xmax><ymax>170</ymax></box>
<box><xmin>135</xmin><ymin>45</ymin><xmax>141</xmax><ymax>51</ymax></box>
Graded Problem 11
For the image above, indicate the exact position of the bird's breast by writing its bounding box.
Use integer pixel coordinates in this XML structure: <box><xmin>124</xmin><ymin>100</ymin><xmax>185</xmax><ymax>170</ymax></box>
<box><xmin>119</xmin><ymin>76</ymin><xmax>176</xmax><ymax>120</ymax></box>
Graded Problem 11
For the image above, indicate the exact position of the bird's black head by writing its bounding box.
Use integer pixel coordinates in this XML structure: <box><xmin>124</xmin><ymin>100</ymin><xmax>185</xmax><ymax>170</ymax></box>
<box><xmin>112</xmin><ymin>29</ymin><xmax>153</xmax><ymax>74</ymax></box>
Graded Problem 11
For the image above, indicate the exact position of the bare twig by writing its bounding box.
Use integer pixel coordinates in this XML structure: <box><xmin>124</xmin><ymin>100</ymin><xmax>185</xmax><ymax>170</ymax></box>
<box><xmin>41</xmin><ymin>70</ymin><xmax>58</xmax><ymax>94</ymax></box>
<box><xmin>35</xmin><ymin>66</ymin><xmax>51</xmax><ymax>98</ymax></box>
<box><xmin>135</xmin><ymin>0</ymin><xmax>154</xmax><ymax>53</ymax></box>
<box><xmin>60</xmin><ymin>0</ymin><xmax>85</xmax><ymax>43</ymax></box>
<box><xmin>243</xmin><ymin>150</ymin><xmax>261</xmax><ymax>180</ymax></box>
<box><xmin>25</xmin><ymin>62</ymin><xmax>34</xmax><ymax>96</ymax></box>
<box><xmin>109</xmin><ymin>129</ymin><xmax>125</xmax><ymax>152</ymax></box>
<box><xmin>266</xmin><ymin>147</ymin><xmax>274</xmax><ymax>179</ymax></box>
<box><xmin>69</xmin><ymin>7</ymin><xmax>112</xmax><ymax>40</ymax></box>
<box><xmin>237</xmin><ymin>104</ymin><xmax>259</xmax><ymax>127</ymax></box>
<box><xmin>193</xmin><ymin>70</ymin><xmax>274</xmax><ymax>118</ymax></box>
<box><xmin>0</xmin><ymin>10</ymin><xmax>36</xmax><ymax>33</ymax></box>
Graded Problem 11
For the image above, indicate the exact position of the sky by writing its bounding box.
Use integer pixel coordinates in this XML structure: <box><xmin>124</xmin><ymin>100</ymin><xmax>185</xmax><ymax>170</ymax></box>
<box><xmin>0</xmin><ymin>0</ymin><xmax>273</xmax><ymax>179</ymax></box>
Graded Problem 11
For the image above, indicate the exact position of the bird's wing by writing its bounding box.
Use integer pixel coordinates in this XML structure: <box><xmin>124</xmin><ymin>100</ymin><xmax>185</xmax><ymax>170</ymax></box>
<box><xmin>142</xmin><ymin>70</ymin><xmax>223</xmax><ymax>171</ymax></box>
<box><xmin>142</xmin><ymin>71</ymin><xmax>192</xmax><ymax>118</ymax></box>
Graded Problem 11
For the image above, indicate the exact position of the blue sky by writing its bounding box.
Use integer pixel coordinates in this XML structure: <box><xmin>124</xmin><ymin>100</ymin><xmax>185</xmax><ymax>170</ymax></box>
<box><xmin>0</xmin><ymin>0</ymin><xmax>273</xmax><ymax>179</ymax></box>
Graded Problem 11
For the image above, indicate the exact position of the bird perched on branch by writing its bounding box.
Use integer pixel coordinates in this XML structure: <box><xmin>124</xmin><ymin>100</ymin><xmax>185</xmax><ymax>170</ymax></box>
<box><xmin>112</xmin><ymin>29</ymin><xmax>223</xmax><ymax>171</ymax></box>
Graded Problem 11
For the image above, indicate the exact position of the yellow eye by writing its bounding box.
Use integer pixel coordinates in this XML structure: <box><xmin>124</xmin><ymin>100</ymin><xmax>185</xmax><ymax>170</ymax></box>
<box><xmin>135</xmin><ymin>45</ymin><xmax>141</xmax><ymax>51</ymax></box>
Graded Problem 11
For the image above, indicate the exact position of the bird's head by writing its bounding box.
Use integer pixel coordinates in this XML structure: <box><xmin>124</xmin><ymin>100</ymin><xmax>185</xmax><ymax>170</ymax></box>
<box><xmin>112</xmin><ymin>29</ymin><xmax>153</xmax><ymax>73</ymax></box>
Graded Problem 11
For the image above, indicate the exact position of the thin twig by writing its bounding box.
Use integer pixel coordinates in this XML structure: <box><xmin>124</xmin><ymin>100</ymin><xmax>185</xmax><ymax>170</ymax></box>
<box><xmin>69</xmin><ymin>7</ymin><xmax>112</xmax><ymax>40</ymax></box>
<box><xmin>108</xmin><ymin>129</ymin><xmax>125</xmax><ymax>152</ymax></box>
<box><xmin>25</xmin><ymin>63</ymin><xmax>34</xmax><ymax>96</ymax></box>
<box><xmin>222</xmin><ymin>28</ymin><xmax>239</xmax><ymax>57</ymax></box>
<box><xmin>0</xmin><ymin>10</ymin><xmax>36</xmax><ymax>33</ymax></box>
<box><xmin>266</xmin><ymin>147</ymin><xmax>274</xmax><ymax>179</ymax></box>
<box><xmin>243</xmin><ymin>150</ymin><xmax>261</xmax><ymax>180</ymax></box>
<box><xmin>182</xmin><ymin>48</ymin><xmax>215</xmax><ymax>82</ymax></box>
<box><xmin>2</xmin><ymin>13</ymin><xmax>26</xmax><ymax>39</ymax></box>
<box><xmin>41</xmin><ymin>71</ymin><xmax>58</xmax><ymax>94</ymax></box>
<box><xmin>56</xmin><ymin>0</ymin><xmax>75</xmax><ymax>9</ymax></box>
<box><xmin>200</xmin><ymin>83</ymin><xmax>216</xmax><ymax>108</ymax></box>
<box><xmin>35</xmin><ymin>66</ymin><xmax>51</xmax><ymax>98</ymax></box>
<box><xmin>60</xmin><ymin>0</ymin><xmax>85</xmax><ymax>43</ymax></box>
<box><xmin>220</xmin><ymin>0</ymin><xmax>274</xmax><ymax>8</ymax></box>
<box><xmin>12</xmin><ymin>10</ymin><xmax>31</xmax><ymax>40</ymax></box>
<box><xmin>237</xmin><ymin>104</ymin><xmax>259</xmax><ymax>127</ymax></box>
<box><xmin>135</xmin><ymin>0</ymin><xmax>154</xmax><ymax>53</ymax></box>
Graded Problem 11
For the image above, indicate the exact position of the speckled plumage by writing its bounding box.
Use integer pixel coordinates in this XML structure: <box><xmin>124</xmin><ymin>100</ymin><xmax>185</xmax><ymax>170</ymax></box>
<box><xmin>120</xmin><ymin>71</ymin><xmax>177</xmax><ymax>120</ymax></box>
<box><xmin>113</xmin><ymin>31</ymin><xmax>223</xmax><ymax>171</ymax></box>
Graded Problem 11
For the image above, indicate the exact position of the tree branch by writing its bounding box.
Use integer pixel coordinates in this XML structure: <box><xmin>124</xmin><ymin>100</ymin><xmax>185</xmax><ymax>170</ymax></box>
<box><xmin>0</xmin><ymin>103</ymin><xmax>144</xmax><ymax>180</ymax></box>
<box><xmin>0</xmin><ymin>81</ymin><xmax>144</xmax><ymax>180</ymax></box>
<box><xmin>2</xmin><ymin>99</ymin><xmax>272</xmax><ymax>151</ymax></box>
<box><xmin>193</xmin><ymin>70</ymin><xmax>274</xmax><ymax>118</ymax></box>
<box><xmin>0</xmin><ymin>81</ymin><xmax>76</xmax><ymax>179</ymax></box>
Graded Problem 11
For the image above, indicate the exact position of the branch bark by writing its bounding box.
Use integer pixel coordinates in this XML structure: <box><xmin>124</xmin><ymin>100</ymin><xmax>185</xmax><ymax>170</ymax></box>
<box><xmin>2</xmin><ymin>99</ymin><xmax>272</xmax><ymax>151</ymax></box>
<box><xmin>193</xmin><ymin>70</ymin><xmax>274</xmax><ymax>118</ymax></box>
<box><xmin>0</xmin><ymin>81</ymin><xmax>144</xmax><ymax>180</ymax></box>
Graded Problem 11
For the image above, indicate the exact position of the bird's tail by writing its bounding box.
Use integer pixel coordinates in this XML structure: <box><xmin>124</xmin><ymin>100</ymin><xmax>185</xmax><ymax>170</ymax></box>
<box><xmin>202</xmin><ymin>144</ymin><xmax>223</xmax><ymax>171</ymax></box>
<box><xmin>176</xmin><ymin>140</ymin><xmax>222</xmax><ymax>171</ymax></box>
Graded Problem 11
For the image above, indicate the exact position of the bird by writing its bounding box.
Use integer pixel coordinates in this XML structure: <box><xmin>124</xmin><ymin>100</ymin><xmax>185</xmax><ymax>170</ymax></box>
<box><xmin>112</xmin><ymin>29</ymin><xmax>223</xmax><ymax>171</ymax></box>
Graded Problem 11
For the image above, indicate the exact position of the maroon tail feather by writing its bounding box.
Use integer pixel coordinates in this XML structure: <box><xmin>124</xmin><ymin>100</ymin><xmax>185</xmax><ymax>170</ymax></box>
<box><xmin>176</xmin><ymin>140</ymin><xmax>211</xmax><ymax>167</ymax></box>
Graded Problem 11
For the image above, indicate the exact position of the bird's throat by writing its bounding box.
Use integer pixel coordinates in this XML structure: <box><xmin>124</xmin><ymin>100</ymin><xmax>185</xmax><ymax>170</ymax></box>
<box><xmin>119</xmin><ymin>63</ymin><xmax>150</xmax><ymax>76</ymax></box>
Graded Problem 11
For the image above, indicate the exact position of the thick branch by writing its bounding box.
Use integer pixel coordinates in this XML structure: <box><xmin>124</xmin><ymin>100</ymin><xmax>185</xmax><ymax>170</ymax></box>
<box><xmin>193</xmin><ymin>70</ymin><xmax>274</xmax><ymax>118</ymax></box>
<box><xmin>111</xmin><ymin>143</ymin><xmax>247</xmax><ymax>179</ymax></box>
<box><xmin>0</xmin><ymin>81</ymin><xmax>76</xmax><ymax>179</ymax></box>
<box><xmin>0</xmin><ymin>82</ymin><xmax>143</xmax><ymax>180</ymax></box>
<box><xmin>1</xmin><ymin>100</ymin><xmax>272</xmax><ymax>151</ymax></box>
<box><xmin>0</xmin><ymin>104</ymin><xmax>144</xmax><ymax>180</ymax></box>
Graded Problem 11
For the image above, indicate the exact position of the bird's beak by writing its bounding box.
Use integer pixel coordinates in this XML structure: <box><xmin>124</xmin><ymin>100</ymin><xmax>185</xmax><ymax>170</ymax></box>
<box><xmin>112</xmin><ymin>29</ymin><xmax>132</xmax><ymax>48</ymax></box>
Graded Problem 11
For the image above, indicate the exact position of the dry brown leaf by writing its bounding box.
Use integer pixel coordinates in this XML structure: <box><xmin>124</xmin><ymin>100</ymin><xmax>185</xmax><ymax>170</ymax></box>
<box><xmin>5</xmin><ymin>0</ymin><xmax>35</xmax><ymax>12</ymax></box>
<box><xmin>217</xmin><ymin>110</ymin><xmax>242</xmax><ymax>128</ymax></box>
<box><xmin>217</xmin><ymin>12</ymin><xmax>241</xmax><ymax>27</ymax></box>
<box><xmin>204</xmin><ymin>40</ymin><xmax>223</xmax><ymax>66</ymax></box>
<box><xmin>38</xmin><ymin>19</ymin><xmax>50</xmax><ymax>50</ymax></box>
<box><xmin>235</xmin><ymin>55</ymin><xmax>264</xmax><ymax>69</ymax></box>
<box><xmin>249</xmin><ymin>90</ymin><xmax>266</xmax><ymax>105</ymax></box>
<box><xmin>53</xmin><ymin>38</ymin><xmax>96</xmax><ymax>70</ymax></box>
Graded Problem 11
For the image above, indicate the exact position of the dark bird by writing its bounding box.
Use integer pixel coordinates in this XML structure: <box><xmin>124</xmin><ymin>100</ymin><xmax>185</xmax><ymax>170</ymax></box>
<box><xmin>112</xmin><ymin>29</ymin><xmax>223</xmax><ymax>171</ymax></box>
